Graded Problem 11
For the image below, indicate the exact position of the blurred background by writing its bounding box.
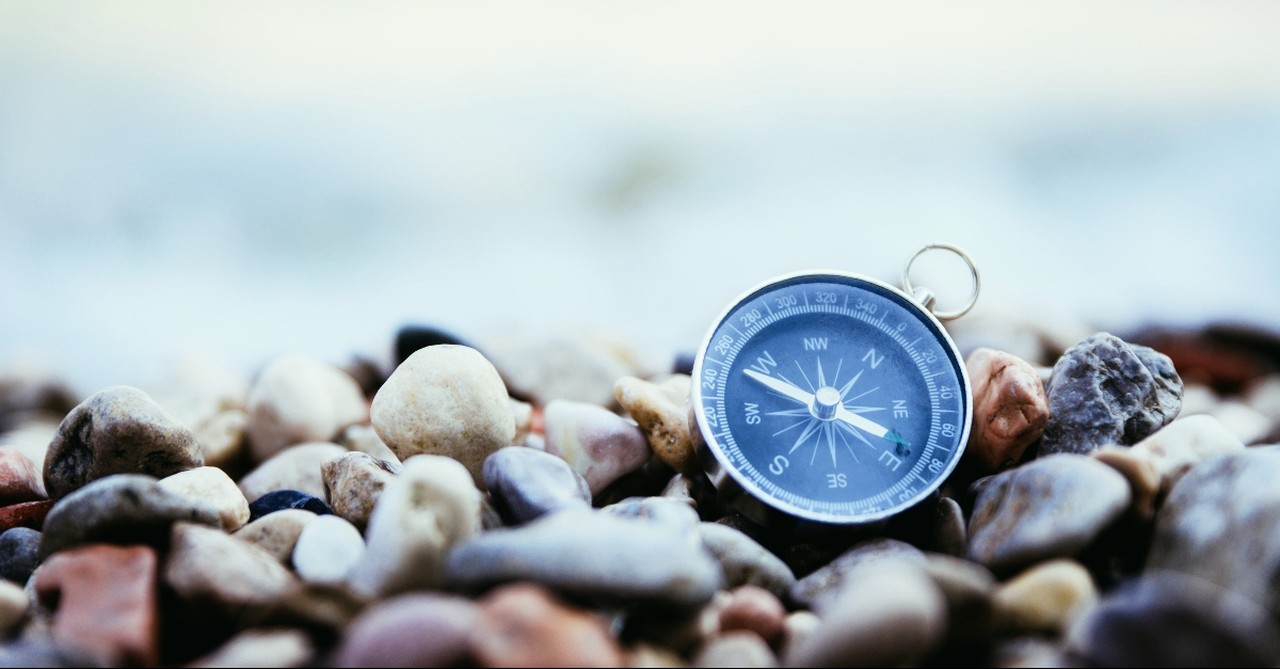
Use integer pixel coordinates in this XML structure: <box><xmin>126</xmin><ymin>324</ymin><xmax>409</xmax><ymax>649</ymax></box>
<box><xmin>2</xmin><ymin>2</ymin><xmax>1279</xmax><ymax>396</ymax></box>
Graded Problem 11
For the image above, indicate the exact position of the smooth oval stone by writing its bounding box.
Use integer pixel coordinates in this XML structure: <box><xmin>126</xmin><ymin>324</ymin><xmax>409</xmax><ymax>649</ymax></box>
<box><xmin>371</xmin><ymin>345</ymin><xmax>514</xmax><ymax>487</ymax></box>
<box><xmin>158</xmin><ymin>466</ymin><xmax>251</xmax><ymax>532</ymax></box>
<box><xmin>483</xmin><ymin>446</ymin><xmax>591</xmax><ymax>525</ymax></box>
<box><xmin>718</xmin><ymin>585</ymin><xmax>787</xmax><ymax>646</ymax></box>
<box><xmin>322</xmin><ymin>451</ymin><xmax>398</xmax><ymax>530</ymax></box>
<box><xmin>0</xmin><ymin>448</ymin><xmax>45</xmax><ymax>504</ymax></box>
<box><xmin>42</xmin><ymin>386</ymin><xmax>203</xmax><ymax>500</ymax></box>
<box><xmin>993</xmin><ymin>559</ymin><xmax>1096</xmax><ymax>634</ymax></box>
<box><xmin>789</xmin><ymin>538</ymin><xmax>926</xmax><ymax>612</ymax></box>
<box><xmin>697</xmin><ymin>523</ymin><xmax>796</xmax><ymax>599</ymax></box>
<box><xmin>0</xmin><ymin>499</ymin><xmax>52</xmax><ymax>533</ymax></box>
<box><xmin>614</xmin><ymin>375</ymin><xmax>697</xmax><ymax>477</ymax></box>
<box><xmin>0</xmin><ymin>579</ymin><xmax>26</xmax><ymax>635</ymax></box>
<box><xmin>164</xmin><ymin>522</ymin><xmax>299</xmax><ymax>621</ymax></box>
<box><xmin>921</xmin><ymin>553</ymin><xmax>998</xmax><ymax>647</ymax></box>
<box><xmin>1064</xmin><ymin>570</ymin><xmax>1280</xmax><ymax>667</ymax></box>
<box><xmin>964</xmin><ymin>348</ymin><xmax>1049</xmax><ymax>472</ymax></box>
<box><xmin>347</xmin><ymin>454</ymin><xmax>482</xmax><ymax>597</ymax></box>
<box><xmin>966</xmin><ymin>454</ymin><xmax>1130</xmax><ymax>574</ymax></box>
<box><xmin>0</xmin><ymin>527</ymin><xmax>41</xmax><ymax>583</ymax></box>
<box><xmin>542</xmin><ymin>399</ymin><xmax>651</xmax><ymax>495</ymax></box>
<box><xmin>247</xmin><ymin>490</ymin><xmax>333</xmax><ymax>523</ymax></box>
<box><xmin>292</xmin><ymin>514</ymin><xmax>364</xmax><ymax>586</ymax></box>
<box><xmin>187</xmin><ymin>628</ymin><xmax>313</xmax><ymax>669</ymax></box>
<box><xmin>1145</xmin><ymin>447</ymin><xmax>1280</xmax><ymax>615</ymax></box>
<box><xmin>483</xmin><ymin>334</ymin><xmax>632</xmax><ymax>407</ymax></box>
<box><xmin>332</xmin><ymin>593</ymin><xmax>478</xmax><ymax>668</ymax></box>
<box><xmin>602</xmin><ymin>496</ymin><xmax>700</xmax><ymax>535</ymax></box>
<box><xmin>232</xmin><ymin>509</ymin><xmax>317</xmax><ymax>564</ymax></box>
<box><xmin>1039</xmin><ymin>333</ymin><xmax>1183</xmax><ymax>456</ymax></box>
<box><xmin>782</xmin><ymin>560</ymin><xmax>947</xmax><ymax>668</ymax></box>
<box><xmin>238</xmin><ymin>442</ymin><xmax>346</xmax><ymax>504</ymax></box>
<box><xmin>693</xmin><ymin>631</ymin><xmax>778</xmax><ymax>668</ymax></box>
<box><xmin>194</xmin><ymin>409</ymin><xmax>247</xmax><ymax>471</ymax></box>
<box><xmin>39</xmin><ymin>474</ymin><xmax>220</xmax><ymax>559</ymax></box>
<box><xmin>244</xmin><ymin>354</ymin><xmax>369</xmax><ymax>463</ymax></box>
<box><xmin>469</xmin><ymin>582</ymin><xmax>626</xmax><ymax>668</ymax></box>
<box><xmin>445</xmin><ymin>509</ymin><xmax>723</xmax><ymax>609</ymax></box>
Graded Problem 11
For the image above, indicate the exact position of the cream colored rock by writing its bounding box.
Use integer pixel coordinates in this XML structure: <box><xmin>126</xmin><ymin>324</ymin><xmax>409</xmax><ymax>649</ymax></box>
<box><xmin>964</xmin><ymin>348</ymin><xmax>1048</xmax><ymax>473</ymax></box>
<box><xmin>159</xmin><ymin>466</ymin><xmax>251</xmax><ymax>532</ymax></box>
<box><xmin>237</xmin><ymin>442</ymin><xmax>346</xmax><ymax>503</ymax></box>
<box><xmin>336</xmin><ymin>424</ymin><xmax>400</xmax><ymax>466</ymax></box>
<box><xmin>693</xmin><ymin>631</ymin><xmax>777</xmax><ymax>668</ymax></box>
<box><xmin>993</xmin><ymin>559</ymin><xmax>1096</xmax><ymax>634</ymax></box>
<box><xmin>195</xmin><ymin>410</ymin><xmax>248</xmax><ymax>470</ymax></box>
<box><xmin>542</xmin><ymin>399</ymin><xmax>652</xmax><ymax>495</ymax></box>
<box><xmin>615</xmin><ymin>375</ymin><xmax>697</xmax><ymax>477</ymax></box>
<box><xmin>292</xmin><ymin>514</ymin><xmax>365</xmax><ymax>586</ymax></box>
<box><xmin>0</xmin><ymin>418</ymin><xmax>58</xmax><ymax>478</ymax></box>
<box><xmin>232</xmin><ymin>509</ymin><xmax>318</xmax><ymax>564</ymax></box>
<box><xmin>347</xmin><ymin>455</ymin><xmax>482</xmax><ymax>597</ymax></box>
<box><xmin>144</xmin><ymin>353</ymin><xmax>248</xmax><ymax>437</ymax></box>
<box><xmin>370</xmin><ymin>346</ymin><xmax>513</xmax><ymax>487</ymax></box>
<box><xmin>245</xmin><ymin>354</ymin><xmax>368</xmax><ymax>463</ymax></box>
<box><xmin>483</xmin><ymin>334</ymin><xmax>634</xmax><ymax>407</ymax></box>
<box><xmin>0</xmin><ymin>579</ymin><xmax>28</xmax><ymax>634</ymax></box>
<box><xmin>1245</xmin><ymin>375</ymin><xmax>1280</xmax><ymax>420</ymax></box>
<box><xmin>322</xmin><ymin>451</ymin><xmax>398</xmax><ymax>530</ymax></box>
<box><xmin>188</xmin><ymin>628</ymin><xmax>313</xmax><ymax>668</ymax></box>
<box><xmin>511</xmin><ymin>398</ymin><xmax>534</xmax><ymax>446</ymax></box>
<box><xmin>1211</xmin><ymin>401</ymin><xmax>1271</xmax><ymax>445</ymax></box>
<box><xmin>165</xmin><ymin>522</ymin><xmax>299</xmax><ymax>616</ymax></box>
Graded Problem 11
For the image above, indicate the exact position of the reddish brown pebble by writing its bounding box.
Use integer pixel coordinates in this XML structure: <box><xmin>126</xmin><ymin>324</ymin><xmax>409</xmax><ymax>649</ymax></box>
<box><xmin>0</xmin><ymin>448</ymin><xmax>45</xmax><ymax>505</ymax></box>
<box><xmin>332</xmin><ymin>593</ymin><xmax>478</xmax><ymax>668</ymax></box>
<box><xmin>470</xmin><ymin>583</ymin><xmax>624</xmax><ymax>668</ymax></box>
<box><xmin>718</xmin><ymin>584</ymin><xmax>788</xmax><ymax>647</ymax></box>
<box><xmin>34</xmin><ymin>544</ymin><xmax>159</xmax><ymax>667</ymax></box>
<box><xmin>0</xmin><ymin>499</ymin><xmax>53</xmax><ymax>532</ymax></box>
<box><xmin>965</xmin><ymin>348</ymin><xmax>1049</xmax><ymax>472</ymax></box>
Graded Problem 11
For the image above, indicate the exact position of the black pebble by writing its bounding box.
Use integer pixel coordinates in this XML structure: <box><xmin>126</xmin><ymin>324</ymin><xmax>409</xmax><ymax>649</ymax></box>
<box><xmin>394</xmin><ymin>325</ymin><xmax>475</xmax><ymax>367</ymax></box>
<box><xmin>247</xmin><ymin>490</ymin><xmax>334</xmax><ymax>523</ymax></box>
<box><xmin>0</xmin><ymin>527</ymin><xmax>41</xmax><ymax>584</ymax></box>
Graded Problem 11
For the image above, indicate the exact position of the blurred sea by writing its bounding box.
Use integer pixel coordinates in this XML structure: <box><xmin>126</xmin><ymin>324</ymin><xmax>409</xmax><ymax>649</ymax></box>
<box><xmin>2</xmin><ymin>3</ymin><xmax>1279</xmax><ymax>396</ymax></box>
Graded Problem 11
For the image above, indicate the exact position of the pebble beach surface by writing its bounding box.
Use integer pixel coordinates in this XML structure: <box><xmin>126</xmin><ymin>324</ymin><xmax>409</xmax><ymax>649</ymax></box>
<box><xmin>1</xmin><ymin>319</ymin><xmax>1279</xmax><ymax>667</ymax></box>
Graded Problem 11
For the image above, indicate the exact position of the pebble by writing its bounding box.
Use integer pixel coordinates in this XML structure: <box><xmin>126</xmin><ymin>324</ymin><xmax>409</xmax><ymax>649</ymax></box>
<box><xmin>292</xmin><ymin>514</ymin><xmax>364</xmax><ymax>586</ymax></box>
<box><xmin>247</xmin><ymin>490</ymin><xmax>334</xmax><ymax>522</ymax></box>
<box><xmin>789</xmin><ymin>538</ymin><xmax>925</xmax><ymax>612</ymax></box>
<box><xmin>778</xmin><ymin>610</ymin><xmax>821</xmax><ymax>663</ymax></box>
<box><xmin>993</xmin><ymin>558</ymin><xmax>1096</xmax><ymax>634</ymax></box>
<box><xmin>393</xmin><ymin>324</ymin><xmax>477</xmax><ymax>365</ymax></box>
<box><xmin>445</xmin><ymin>509</ymin><xmax>722</xmax><ymax>609</ymax></box>
<box><xmin>782</xmin><ymin>560</ymin><xmax>947</xmax><ymax>667</ymax></box>
<box><xmin>0</xmin><ymin>448</ymin><xmax>45</xmax><ymax>504</ymax></box>
<box><xmin>194</xmin><ymin>409</ymin><xmax>248</xmax><ymax>471</ymax></box>
<box><xmin>370</xmin><ymin>345</ymin><xmax>514</xmax><ymax>487</ymax></box>
<box><xmin>1210</xmin><ymin>399</ymin><xmax>1272</xmax><ymax>445</ymax></box>
<box><xmin>920</xmin><ymin>553</ymin><xmax>998</xmax><ymax>647</ymax></box>
<box><xmin>482</xmin><ymin>446</ymin><xmax>592</xmax><ymax>525</ymax></box>
<box><xmin>164</xmin><ymin>521</ymin><xmax>299</xmax><ymax>622</ymax></box>
<box><xmin>964</xmin><ymin>348</ymin><xmax>1049</xmax><ymax>472</ymax></box>
<box><xmin>347</xmin><ymin>454</ymin><xmax>482</xmax><ymax>597</ymax></box>
<box><xmin>33</xmin><ymin>544</ymin><xmax>159</xmax><ymax>666</ymax></box>
<box><xmin>187</xmin><ymin>628</ymin><xmax>314</xmax><ymax>668</ymax></box>
<box><xmin>244</xmin><ymin>354</ymin><xmax>369</xmax><ymax>463</ymax></box>
<box><xmin>158</xmin><ymin>466</ymin><xmax>251</xmax><ymax>532</ymax></box>
<box><xmin>483</xmin><ymin>333</ymin><xmax>633</xmax><ymax>407</ymax></box>
<box><xmin>693</xmin><ymin>631</ymin><xmax>778</xmax><ymax>668</ymax></box>
<box><xmin>1038</xmin><ymin>333</ymin><xmax>1183</xmax><ymax>456</ymax></box>
<box><xmin>602</xmin><ymin>495</ymin><xmax>701</xmax><ymax>534</ymax></box>
<box><xmin>42</xmin><ymin>385</ymin><xmax>204</xmax><ymax>500</ymax></box>
<box><xmin>142</xmin><ymin>353</ymin><xmax>248</xmax><ymax>437</ymax></box>
<box><xmin>0</xmin><ymin>418</ymin><xmax>58</xmax><ymax>488</ymax></box>
<box><xmin>1145</xmin><ymin>446</ymin><xmax>1280</xmax><ymax>614</ymax></box>
<box><xmin>696</xmin><ymin>522</ymin><xmax>796</xmax><ymax>599</ymax></box>
<box><xmin>541</xmin><ymin>399</ymin><xmax>652</xmax><ymax>495</ymax></box>
<box><xmin>718</xmin><ymin>585</ymin><xmax>787</xmax><ymax>646</ymax></box>
<box><xmin>332</xmin><ymin>593</ymin><xmax>478</xmax><ymax>668</ymax></box>
<box><xmin>469</xmin><ymin>582</ymin><xmax>625</xmax><ymax>668</ymax></box>
<box><xmin>336</xmin><ymin>423</ymin><xmax>401</xmax><ymax>466</ymax></box>
<box><xmin>39</xmin><ymin>474</ymin><xmax>220</xmax><ymax>559</ymax></box>
<box><xmin>322</xmin><ymin>451</ymin><xmax>398</xmax><ymax>530</ymax></box>
<box><xmin>966</xmin><ymin>454</ymin><xmax>1130</xmax><ymax>574</ymax></box>
<box><xmin>0</xmin><ymin>499</ymin><xmax>52</xmax><ymax>533</ymax></box>
<box><xmin>0</xmin><ymin>579</ymin><xmax>26</xmax><ymax>634</ymax></box>
<box><xmin>237</xmin><ymin>442</ymin><xmax>346</xmax><ymax>503</ymax></box>
<box><xmin>615</xmin><ymin>375</ymin><xmax>698</xmax><ymax>477</ymax></box>
<box><xmin>231</xmin><ymin>508</ymin><xmax>317</xmax><ymax>564</ymax></box>
<box><xmin>1091</xmin><ymin>414</ymin><xmax>1243</xmax><ymax>518</ymax></box>
<box><xmin>0</xmin><ymin>527</ymin><xmax>41</xmax><ymax>583</ymax></box>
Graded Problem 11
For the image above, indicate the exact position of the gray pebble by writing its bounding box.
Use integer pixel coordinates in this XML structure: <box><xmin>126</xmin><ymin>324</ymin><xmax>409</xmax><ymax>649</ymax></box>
<box><xmin>967</xmin><ymin>454</ymin><xmax>1130</xmax><ymax>574</ymax></box>
<box><xmin>482</xmin><ymin>446</ymin><xmax>591</xmax><ymax>525</ymax></box>
<box><xmin>42</xmin><ymin>386</ymin><xmax>203</xmax><ymax>500</ymax></box>
<box><xmin>1039</xmin><ymin>333</ymin><xmax>1183</xmax><ymax>456</ymax></box>
<box><xmin>602</xmin><ymin>495</ymin><xmax>700</xmax><ymax>534</ymax></box>
<box><xmin>444</xmin><ymin>509</ymin><xmax>722</xmax><ymax>609</ymax></box>
<box><xmin>0</xmin><ymin>527</ymin><xmax>40</xmax><ymax>584</ymax></box>
<box><xmin>165</xmin><ymin>521</ymin><xmax>299</xmax><ymax>622</ymax></box>
<box><xmin>789</xmin><ymin>538</ymin><xmax>925</xmax><ymax>612</ymax></box>
<box><xmin>696</xmin><ymin>522</ymin><xmax>795</xmax><ymax>599</ymax></box>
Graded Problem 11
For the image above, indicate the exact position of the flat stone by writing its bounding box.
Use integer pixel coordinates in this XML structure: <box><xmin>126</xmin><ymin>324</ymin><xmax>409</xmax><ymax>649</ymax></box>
<box><xmin>164</xmin><ymin>522</ymin><xmax>299</xmax><ymax>621</ymax></box>
<box><xmin>542</xmin><ymin>399</ymin><xmax>651</xmax><ymax>495</ymax></box>
<box><xmin>967</xmin><ymin>454</ymin><xmax>1130</xmax><ymax>574</ymax></box>
<box><xmin>0</xmin><ymin>448</ymin><xmax>45</xmax><ymax>504</ymax></box>
<box><xmin>445</xmin><ymin>509</ymin><xmax>722</xmax><ymax>609</ymax></box>
<box><xmin>238</xmin><ymin>442</ymin><xmax>346</xmax><ymax>503</ymax></box>
<box><xmin>469</xmin><ymin>583</ymin><xmax>625</xmax><ymax>668</ymax></box>
<box><xmin>244</xmin><ymin>354</ymin><xmax>369</xmax><ymax>463</ymax></box>
<box><xmin>697</xmin><ymin>522</ymin><xmax>796</xmax><ymax>599</ymax></box>
<box><xmin>332</xmin><ymin>593</ymin><xmax>478</xmax><ymax>668</ymax></box>
<box><xmin>232</xmin><ymin>509</ymin><xmax>317</xmax><ymax>564</ymax></box>
<box><xmin>39</xmin><ymin>474</ymin><xmax>220</xmax><ymax>559</ymax></box>
<box><xmin>0</xmin><ymin>527</ymin><xmax>41</xmax><ymax>583</ymax></box>
<box><xmin>615</xmin><ymin>375</ymin><xmax>697</xmax><ymax>477</ymax></box>
<box><xmin>964</xmin><ymin>348</ymin><xmax>1048</xmax><ymax>472</ymax></box>
<box><xmin>1039</xmin><ymin>333</ymin><xmax>1183</xmax><ymax>456</ymax></box>
<box><xmin>0</xmin><ymin>499</ymin><xmax>52</xmax><ymax>533</ymax></box>
<box><xmin>187</xmin><ymin>628</ymin><xmax>314</xmax><ymax>668</ymax></box>
<box><xmin>789</xmin><ymin>538</ymin><xmax>925</xmax><ymax>612</ymax></box>
<box><xmin>347</xmin><ymin>454</ymin><xmax>482</xmax><ymax>597</ymax></box>
<box><xmin>718</xmin><ymin>585</ymin><xmax>787</xmax><ymax>646</ymax></box>
<box><xmin>483</xmin><ymin>446</ymin><xmax>591</xmax><ymax>525</ymax></box>
<box><xmin>158</xmin><ymin>466</ymin><xmax>251</xmax><ymax>532</ymax></box>
<box><xmin>42</xmin><ymin>385</ymin><xmax>203</xmax><ymax>500</ymax></box>
<box><xmin>370</xmin><ymin>345</ymin><xmax>514</xmax><ymax>488</ymax></box>
<box><xmin>322</xmin><ymin>451</ymin><xmax>399</xmax><ymax>530</ymax></box>
<box><xmin>292</xmin><ymin>514</ymin><xmax>364</xmax><ymax>586</ymax></box>
<box><xmin>33</xmin><ymin>544</ymin><xmax>159</xmax><ymax>666</ymax></box>
<box><xmin>0</xmin><ymin>579</ymin><xmax>26</xmax><ymax>634</ymax></box>
<box><xmin>693</xmin><ymin>631</ymin><xmax>778</xmax><ymax>668</ymax></box>
<box><xmin>993</xmin><ymin>558</ymin><xmax>1097</xmax><ymax>634</ymax></box>
<box><xmin>248</xmin><ymin>490</ymin><xmax>334</xmax><ymax>522</ymax></box>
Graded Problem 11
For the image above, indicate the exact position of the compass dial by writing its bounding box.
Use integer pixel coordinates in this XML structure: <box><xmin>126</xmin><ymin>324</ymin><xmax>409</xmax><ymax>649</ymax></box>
<box><xmin>693</xmin><ymin>271</ymin><xmax>971</xmax><ymax>526</ymax></box>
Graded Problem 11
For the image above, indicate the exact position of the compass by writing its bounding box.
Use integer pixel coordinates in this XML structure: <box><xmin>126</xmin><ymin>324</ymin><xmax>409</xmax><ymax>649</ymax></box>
<box><xmin>691</xmin><ymin>244</ymin><xmax>980</xmax><ymax>529</ymax></box>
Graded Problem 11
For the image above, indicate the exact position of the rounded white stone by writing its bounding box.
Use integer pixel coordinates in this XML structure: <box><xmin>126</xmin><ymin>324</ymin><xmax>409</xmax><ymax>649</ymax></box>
<box><xmin>245</xmin><ymin>354</ymin><xmax>368</xmax><ymax>463</ymax></box>
<box><xmin>159</xmin><ymin>466</ymin><xmax>251</xmax><ymax>532</ymax></box>
<box><xmin>292</xmin><ymin>514</ymin><xmax>365</xmax><ymax>586</ymax></box>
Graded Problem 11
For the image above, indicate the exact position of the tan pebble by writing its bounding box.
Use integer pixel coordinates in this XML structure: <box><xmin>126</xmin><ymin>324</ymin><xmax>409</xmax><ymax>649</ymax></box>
<box><xmin>195</xmin><ymin>409</ymin><xmax>247</xmax><ymax>470</ymax></box>
<box><xmin>0</xmin><ymin>580</ymin><xmax>28</xmax><ymax>634</ymax></box>
<box><xmin>1211</xmin><ymin>400</ymin><xmax>1271</xmax><ymax>445</ymax></box>
<box><xmin>511</xmin><ymin>398</ymin><xmax>534</xmax><ymax>446</ymax></box>
<box><xmin>232</xmin><ymin>509</ymin><xmax>318</xmax><ymax>564</ymax></box>
<box><xmin>993</xmin><ymin>559</ymin><xmax>1096</xmax><ymax>634</ymax></box>
<box><xmin>187</xmin><ymin>628</ymin><xmax>313</xmax><ymax>668</ymax></box>
<box><xmin>778</xmin><ymin>610</ymin><xmax>820</xmax><ymax>663</ymax></box>
<box><xmin>615</xmin><ymin>375</ymin><xmax>697</xmax><ymax>477</ymax></box>
<box><xmin>158</xmin><ymin>466</ymin><xmax>251</xmax><ymax>532</ymax></box>
<box><xmin>718</xmin><ymin>585</ymin><xmax>787</xmax><ymax>646</ymax></box>
<box><xmin>626</xmin><ymin>642</ymin><xmax>688</xmax><ymax>668</ymax></box>
<box><xmin>1091</xmin><ymin>447</ymin><xmax>1161</xmax><ymax>519</ymax></box>
<box><xmin>693</xmin><ymin>631</ymin><xmax>778</xmax><ymax>668</ymax></box>
<box><xmin>244</xmin><ymin>354</ymin><xmax>368</xmax><ymax>463</ymax></box>
<box><xmin>322</xmin><ymin>451</ymin><xmax>398</xmax><ymax>530</ymax></box>
<box><xmin>965</xmin><ymin>348</ymin><xmax>1048</xmax><ymax>472</ymax></box>
<box><xmin>237</xmin><ymin>442</ymin><xmax>346</xmax><ymax>503</ymax></box>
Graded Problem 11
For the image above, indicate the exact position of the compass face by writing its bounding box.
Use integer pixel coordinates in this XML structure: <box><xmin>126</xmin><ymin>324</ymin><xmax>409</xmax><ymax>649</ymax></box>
<box><xmin>692</xmin><ymin>271</ymin><xmax>972</xmax><ymax>526</ymax></box>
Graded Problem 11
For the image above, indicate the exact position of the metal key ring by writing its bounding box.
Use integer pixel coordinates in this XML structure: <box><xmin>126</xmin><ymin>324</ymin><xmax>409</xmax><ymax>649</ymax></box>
<box><xmin>901</xmin><ymin>243</ymin><xmax>980</xmax><ymax>321</ymax></box>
